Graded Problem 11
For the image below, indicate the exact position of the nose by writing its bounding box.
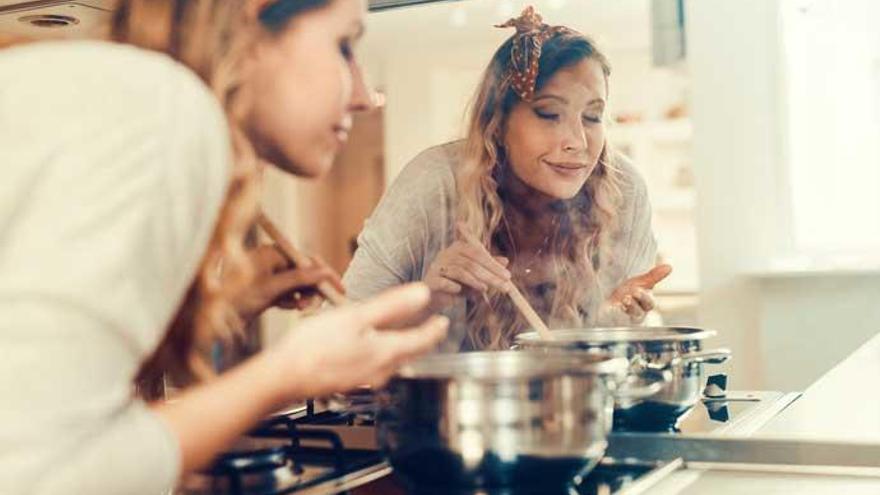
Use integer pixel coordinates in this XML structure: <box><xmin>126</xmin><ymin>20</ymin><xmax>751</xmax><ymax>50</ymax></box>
<box><xmin>561</xmin><ymin>118</ymin><xmax>588</xmax><ymax>154</ymax></box>
<box><xmin>348</xmin><ymin>60</ymin><xmax>374</xmax><ymax>113</ymax></box>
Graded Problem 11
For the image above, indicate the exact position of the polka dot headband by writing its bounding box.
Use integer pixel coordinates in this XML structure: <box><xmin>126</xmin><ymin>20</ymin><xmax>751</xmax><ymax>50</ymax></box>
<box><xmin>495</xmin><ymin>6</ymin><xmax>574</xmax><ymax>102</ymax></box>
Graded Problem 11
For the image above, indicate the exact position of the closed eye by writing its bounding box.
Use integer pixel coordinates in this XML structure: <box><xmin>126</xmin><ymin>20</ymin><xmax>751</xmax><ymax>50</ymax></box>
<box><xmin>534</xmin><ymin>109</ymin><xmax>560</xmax><ymax>121</ymax></box>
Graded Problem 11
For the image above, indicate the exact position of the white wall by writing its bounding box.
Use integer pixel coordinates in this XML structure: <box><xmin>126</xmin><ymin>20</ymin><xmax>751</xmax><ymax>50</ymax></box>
<box><xmin>687</xmin><ymin>0</ymin><xmax>790</xmax><ymax>389</ymax></box>
<box><xmin>758</xmin><ymin>274</ymin><xmax>880</xmax><ymax>391</ymax></box>
<box><xmin>687</xmin><ymin>0</ymin><xmax>880</xmax><ymax>391</ymax></box>
<box><xmin>781</xmin><ymin>0</ymin><xmax>880</xmax><ymax>254</ymax></box>
<box><xmin>376</xmin><ymin>47</ymin><xmax>491</xmax><ymax>180</ymax></box>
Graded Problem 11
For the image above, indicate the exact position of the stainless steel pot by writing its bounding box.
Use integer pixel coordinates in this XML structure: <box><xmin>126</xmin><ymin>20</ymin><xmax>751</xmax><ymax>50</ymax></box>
<box><xmin>375</xmin><ymin>351</ymin><xmax>631</xmax><ymax>489</ymax></box>
<box><xmin>514</xmin><ymin>327</ymin><xmax>731</xmax><ymax>430</ymax></box>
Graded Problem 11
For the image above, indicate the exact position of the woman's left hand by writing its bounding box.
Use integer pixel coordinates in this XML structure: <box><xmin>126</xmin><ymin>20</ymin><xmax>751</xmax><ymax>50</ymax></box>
<box><xmin>233</xmin><ymin>245</ymin><xmax>346</xmax><ymax>324</ymax></box>
<box><xmin>603</xmin><ymin>264</ymin><xmax>672</xmax><ymax>324</ymax></box>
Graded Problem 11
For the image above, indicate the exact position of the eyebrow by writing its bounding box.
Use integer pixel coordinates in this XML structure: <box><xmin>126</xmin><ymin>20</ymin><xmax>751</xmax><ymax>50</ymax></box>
<box><xmin>533</xmin><ymin>94</ymin><xmax>605</xmax><ymax>106</ymax></box>
<box><xmin>533</xmin><ymin>94</ymin><xmax>568</xmax><ymax>104</ymax></box>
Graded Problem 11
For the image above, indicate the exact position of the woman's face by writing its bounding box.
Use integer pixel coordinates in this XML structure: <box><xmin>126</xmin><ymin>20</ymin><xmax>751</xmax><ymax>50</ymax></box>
<box><xmin>502</xmin><ymin>57</ymin><xmax>607</xmax><ymax>200</ymax></box>
<box><xmin>244</xmin><ymin>0</ymin><xmax>372</xmax><ymax>178</ymax></box>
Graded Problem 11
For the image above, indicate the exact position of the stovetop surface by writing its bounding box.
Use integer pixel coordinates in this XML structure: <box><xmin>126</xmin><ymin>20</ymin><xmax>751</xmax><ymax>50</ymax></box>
<box><xmin>178</xmin><ymin>388</ymin><xmax>794</xmax><ymax>495</ymax></box>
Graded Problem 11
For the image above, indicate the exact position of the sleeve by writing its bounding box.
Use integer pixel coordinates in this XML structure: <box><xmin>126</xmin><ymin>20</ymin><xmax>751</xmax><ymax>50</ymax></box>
<box><xmin>619</xmin><ymin>162</ymin><xmax>659</xmax><ymax>279</ymax></box>
<box><xmin>0</xmin><ymin>42</ymin><xmax>230</xmax><ymax>495</ymax></box>
<box><xmin>343</xmin><ymin>145</ymin><xmax>458</xmax><ymax>301</ymax></box>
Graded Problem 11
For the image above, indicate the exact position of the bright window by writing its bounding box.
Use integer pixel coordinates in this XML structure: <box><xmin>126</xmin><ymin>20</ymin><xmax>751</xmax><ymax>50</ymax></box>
<box><xmin>781</xmin><ymin>0</ymin><xmax>880</xmax><ymax>255</ymax></box>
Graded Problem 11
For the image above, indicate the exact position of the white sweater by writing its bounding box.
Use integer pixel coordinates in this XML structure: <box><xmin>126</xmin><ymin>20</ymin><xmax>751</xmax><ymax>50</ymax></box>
<box><xmin>0</xmin><ymin>41</ymin><xmax>230</xmax><ymax>494</ymax></box>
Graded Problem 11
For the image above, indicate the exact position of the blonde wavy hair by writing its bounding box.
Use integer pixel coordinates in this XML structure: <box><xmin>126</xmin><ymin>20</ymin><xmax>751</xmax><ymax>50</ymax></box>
<box><xmin>457</xmin><ymin>28</ymin><xmax>622</xmax><ymax>350</ymax></box>
<box><xmin>105</xmin><ymin>0</ymin><xmax>259</xmax><ymax>392</ymax></box>
<box><xmin>0</xmin><ymin>5</ymin><xmax>259</xmax><ymax>392</ymax></box>
<box><xmin>1</xmin><ymin>1</ymin><xmax>330</xmax><ymax>396</ymax></box>
<box><xmin>105</xmin><ymin>0</ymin><xmax>328</xmax><ymax>393</ymax></box>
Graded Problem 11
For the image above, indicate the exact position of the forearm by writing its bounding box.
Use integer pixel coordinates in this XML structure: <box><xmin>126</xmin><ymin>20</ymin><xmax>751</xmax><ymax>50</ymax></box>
<box><xmin>150</xmin><ymin>352</ymin><xmax>291</xmax><ymax>475</ymax></box>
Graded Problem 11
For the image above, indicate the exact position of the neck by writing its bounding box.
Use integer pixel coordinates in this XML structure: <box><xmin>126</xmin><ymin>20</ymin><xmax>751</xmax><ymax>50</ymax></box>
<box><xmin>499</xmin><ymin>169</ymin><xmax>561</xmax><ymax>252</ymax></box>
<box><xmin>500</xmin><ymin>168</ymin><xmax>557</xmax><ymax>217</ymax></box>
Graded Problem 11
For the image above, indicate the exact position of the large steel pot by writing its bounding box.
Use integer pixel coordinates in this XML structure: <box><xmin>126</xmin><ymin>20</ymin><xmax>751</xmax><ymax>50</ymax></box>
<box><xmin>514</xmin><ymin>327</ymin><xmax>731</xmax><ymax>431</ymax></box>
<box><xmin>375</xmin><ymin>351</ymin><xmax>633</xmax><ymax>490</ymax></box>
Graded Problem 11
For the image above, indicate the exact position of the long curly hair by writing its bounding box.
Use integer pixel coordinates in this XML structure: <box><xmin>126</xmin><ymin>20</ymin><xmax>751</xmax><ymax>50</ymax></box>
<box><xmin>104</xmin><ymin>0</ymin><xmax>330</xmax><ymax>393</ymax></box>
<box><xmin>457</xmin><ymin>28</ymin><xmax>623</xmax><ymax>350</ymax></box>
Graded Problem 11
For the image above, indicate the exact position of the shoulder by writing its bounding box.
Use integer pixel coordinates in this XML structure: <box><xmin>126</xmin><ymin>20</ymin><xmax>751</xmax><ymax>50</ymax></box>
<box><xmin>385</xmin><ymin>140</ymin><xmax>463</xmax><ymax>204</ymax></box>
<box><xmin>0</xmin><ymin>40</ymin><xmax>225</xmax><ymax>136</ymax></box>
<box><xmin>609</xmin><ymin>151</ymin><xmax>650</xmax><ymax>205</ymax></box>
<box><xmin>1</xmin><ymin>40</ymin><xmax>206</xmax><ymax>95</ymax></box>
<box><xmin>363</xmin><ymin>141</ymin><xmax>464</xmax><ymax>244</ymax></box>
<box><xmin>413</xmin><ymin>140</ymin><xmax>465</xmax><ymax>165</ymax></box>
<box><xmin>395</xmin><ymin>140</ymin><xmax>463</xmax><ymax>187</ymax></box>
<box><xmin>1</xmin><ymin>40</ymin><xmax>229</xmax><ymax>183</ymax></box>
<box><xmin>0</xmin><ymin>40</ymin><xmax>210</xmax><ymax>91</ymax></box>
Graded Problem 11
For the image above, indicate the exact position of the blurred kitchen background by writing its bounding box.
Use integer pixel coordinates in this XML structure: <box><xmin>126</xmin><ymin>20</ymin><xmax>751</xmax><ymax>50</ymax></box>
<box><xmin>4</xmin><ymin>0</ymin><xmax>878</xmax><ymax>392</ymax></box>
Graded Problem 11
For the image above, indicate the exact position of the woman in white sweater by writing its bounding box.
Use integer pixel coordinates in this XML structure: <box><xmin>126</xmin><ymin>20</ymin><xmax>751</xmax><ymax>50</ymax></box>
<box><xmin>344</xmin><ymin>7</ymin><xmax>671</xmax><ymax>351</ymax></box>
<box><xmin>0</xmin><ymin>0</ymin><xmax>447</xmax><ymax>493</ymax></box>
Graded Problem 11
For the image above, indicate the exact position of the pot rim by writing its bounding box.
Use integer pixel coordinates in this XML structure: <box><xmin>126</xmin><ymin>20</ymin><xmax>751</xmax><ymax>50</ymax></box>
<box><xmin>394</xmin><ymin>350</ymin><xmax>628</xmax><ymax>380</ymax></box>
<box><xmin>515</xmin><ymin>326</ymin><xmax>717</xmax><ymax>346</ymax></box>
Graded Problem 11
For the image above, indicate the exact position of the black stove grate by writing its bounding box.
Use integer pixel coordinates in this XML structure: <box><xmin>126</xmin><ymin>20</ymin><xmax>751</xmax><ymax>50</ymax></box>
<box><xmin>190</xmin><ymin>408</ymin><xmax>383</xmax><ymax>495</ymax></box>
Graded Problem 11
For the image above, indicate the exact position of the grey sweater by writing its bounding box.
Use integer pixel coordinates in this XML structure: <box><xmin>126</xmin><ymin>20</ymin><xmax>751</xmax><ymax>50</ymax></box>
<box><xmin>343</xmin><ymin>140</ymin><xmax>657</xmax><ymax>350</ymax></box>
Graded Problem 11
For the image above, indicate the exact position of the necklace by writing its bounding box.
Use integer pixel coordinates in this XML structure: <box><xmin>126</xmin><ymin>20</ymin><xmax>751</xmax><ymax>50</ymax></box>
<box><xmin>523</xmin><ymin>233</ymin><xmax>552</xmax><ymax>275</ymax></box>
<box><xmin>522</xmin><ymin>214</ymin><xmax>560</xmax><ymax>276</ymax></box>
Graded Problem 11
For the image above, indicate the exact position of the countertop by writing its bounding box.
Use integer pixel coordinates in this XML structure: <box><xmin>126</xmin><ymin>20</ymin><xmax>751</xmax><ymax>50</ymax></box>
<box><xmin>758</xmin><ymin>332</ymin><xmax>880</xmax><ymax>441</ymax></box>
<box><xmin>650</xmin><ymin>331</ymin><xmax>880</xmax><ymax>494</ymax></box>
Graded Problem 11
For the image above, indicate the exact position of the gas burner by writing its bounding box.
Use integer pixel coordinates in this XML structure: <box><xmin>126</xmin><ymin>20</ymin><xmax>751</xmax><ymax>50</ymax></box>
<box><xmin>178</xmin><ymin>409</ymin><xmax>382</xmax><ymax>495</ymax></box>
<box><xmin>185</xmin><ymin>447</ymin><xmax>302</xmax><ymax>495</ymax></box>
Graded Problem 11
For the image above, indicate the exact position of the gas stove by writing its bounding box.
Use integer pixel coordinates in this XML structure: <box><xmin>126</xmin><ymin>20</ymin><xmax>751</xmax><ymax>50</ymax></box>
<box><xmin>177</xmin><ymin>405</ymin><xmax>386</xmax><ymax>495</ymax></box>
<box><xmin>177</xmin><ymin>375</ymin><xmax>800</xmax><ymax>495</ymax></box>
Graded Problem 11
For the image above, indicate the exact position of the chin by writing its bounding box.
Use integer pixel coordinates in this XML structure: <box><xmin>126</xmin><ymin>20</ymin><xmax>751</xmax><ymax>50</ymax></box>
<box><xmin>302</xmin><ymin>147</ymin><xmax>338</xmax><ymax>179</ymax></box>
<box><xmin>274</xmin><ymin>151</ymin><xmax>335</xmax><ymax>179</ymax></box>
<box><xmin>539</xmin><ymin>183</ymin><xmax>585</xmax><ymax>200</ymax></box>
<box><xmin>298</xmin><ymin>159</ymin><xmax>333</xmax><ymax>179</ymax></box>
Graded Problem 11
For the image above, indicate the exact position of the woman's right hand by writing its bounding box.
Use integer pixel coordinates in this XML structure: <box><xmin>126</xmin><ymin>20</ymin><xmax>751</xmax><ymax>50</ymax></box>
<box><xmin>265</xmin><ymin>283</ymin><xmax>449</xmax><ymax>400</ymax></box>
<box><xmin>423</xmin><ymin>229</ymin><xmax>512</xmax><ymax>310</ymax></box>
<box><xmin>152</xmin><ymin>284</ymin><xmax>446</xmax><ymax>476</ymax></box>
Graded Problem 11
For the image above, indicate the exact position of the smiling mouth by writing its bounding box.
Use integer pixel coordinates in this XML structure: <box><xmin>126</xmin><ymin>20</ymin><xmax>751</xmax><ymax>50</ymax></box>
<box><xmin>545</xmin><ymin>160</ymin><xmax>589</xmax><ymax>172</ymax></box>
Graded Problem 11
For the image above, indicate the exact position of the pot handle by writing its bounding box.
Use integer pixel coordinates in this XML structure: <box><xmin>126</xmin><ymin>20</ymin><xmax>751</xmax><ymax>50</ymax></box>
<box><xmin>611</xmin><ymin>368</ymin><xmax>672</xmax><ymax>400</ymax></box>
<box><xmin>676</xmin><ymin>348</ymin><xmax>732</xmax><ymax>366</ymax></box>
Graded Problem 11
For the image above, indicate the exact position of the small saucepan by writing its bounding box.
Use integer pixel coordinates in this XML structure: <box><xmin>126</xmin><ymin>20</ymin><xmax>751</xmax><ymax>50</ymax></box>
<box><xmin>515</xmin><ymin>327</ymin><xmax>731</xmax><ymax>430</ymax></box>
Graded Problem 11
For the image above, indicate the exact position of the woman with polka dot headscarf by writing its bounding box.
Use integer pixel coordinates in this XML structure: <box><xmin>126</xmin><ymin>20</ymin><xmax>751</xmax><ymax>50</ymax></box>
<box><xmin>344</xmin><ymin>6</ymin><xmax>671</xmax><ymax>351</ymax></box>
